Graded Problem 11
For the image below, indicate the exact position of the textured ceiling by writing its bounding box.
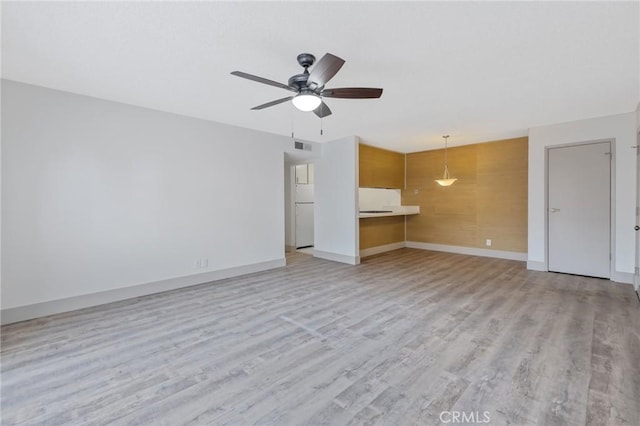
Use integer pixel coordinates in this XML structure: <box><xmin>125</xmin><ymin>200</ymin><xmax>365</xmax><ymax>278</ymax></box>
<box><xmin>2</xmin><ymin>1</ymin><xmax>639</xmax><ymax>152</ymax></box>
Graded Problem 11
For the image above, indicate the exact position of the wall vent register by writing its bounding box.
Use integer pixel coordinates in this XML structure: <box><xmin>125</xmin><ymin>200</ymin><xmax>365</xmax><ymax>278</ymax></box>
<box><xmin>294</xmin><ymin>141</ymin><xmax>312</xmax><ymax>151</ymax></box>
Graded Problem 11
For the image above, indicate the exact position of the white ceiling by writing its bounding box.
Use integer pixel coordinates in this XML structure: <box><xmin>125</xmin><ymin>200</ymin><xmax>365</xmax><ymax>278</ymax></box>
<box><xmin>2</xmin><ymin>1</ymin><xmax>639</xmax><ymax>152</ymax></box>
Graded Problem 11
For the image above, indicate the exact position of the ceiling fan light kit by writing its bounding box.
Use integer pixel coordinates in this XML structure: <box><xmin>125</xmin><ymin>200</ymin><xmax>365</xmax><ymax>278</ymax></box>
<box><xmin>231</xmin><ymin>52</ymin><xmax>383</xmax><ymax>118</ymax></box>
<box><xmin>291</xmin><ymin>91</ymin><xmax>321</xmax><ymax>112</ymax></box>
<box><xmin>435</xmin><ymin>135</ymin><xmax>458</xmax><ymax>187</ymax></box>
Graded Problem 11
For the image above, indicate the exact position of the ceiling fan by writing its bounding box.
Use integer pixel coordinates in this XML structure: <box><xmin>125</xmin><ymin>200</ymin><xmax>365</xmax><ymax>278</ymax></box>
<box><xmin>231</xmin><ymin>53</ymin><xmax>383</xmax><ymax>118</ymax></box>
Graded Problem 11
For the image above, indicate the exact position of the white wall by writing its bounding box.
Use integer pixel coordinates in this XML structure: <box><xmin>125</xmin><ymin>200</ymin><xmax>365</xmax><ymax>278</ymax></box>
<box><xmin>528</xmin><ymin>112</ymin><xmax>637</xmax><ymax>283</ymax></box>
<box><xmin>0</xmin><ymin>80</ymin><xmax>3</xmax><ymax>313</ymax></box>
<box><xmin>314</xmin><ymin>135</ymin><xmax>359</xmax><ymax>264</ymax></box>
<box><xmin>1</xmin><ymin>80</ymin><xmax>289</xmax><ymax>321</ymax></box>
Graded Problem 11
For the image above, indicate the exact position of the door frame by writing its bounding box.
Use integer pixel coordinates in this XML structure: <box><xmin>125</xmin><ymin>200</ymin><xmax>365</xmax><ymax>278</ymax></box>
<box><xmin>545</xmin><ymin>138</ymin><xmax>615</xmax><ymax>278</ymax></box>
<box><xmin>635</xmin><ymin>130</ymin><xmax>640</xmax><ymax>293</ymax></box>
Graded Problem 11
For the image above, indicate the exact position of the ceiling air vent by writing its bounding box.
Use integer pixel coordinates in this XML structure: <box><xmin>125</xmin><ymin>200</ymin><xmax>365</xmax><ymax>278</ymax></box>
<box><xmin>294</xmin><ymin>141</ymin><xmax>312</xmax><ymax>151</ymax></box>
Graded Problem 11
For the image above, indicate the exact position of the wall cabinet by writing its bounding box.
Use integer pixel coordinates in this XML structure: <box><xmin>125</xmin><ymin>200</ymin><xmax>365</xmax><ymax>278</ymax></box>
<box><xmin>359</xmin><ymin>144</ymin><xmax>404</xmax><ymax>188</ymax></box>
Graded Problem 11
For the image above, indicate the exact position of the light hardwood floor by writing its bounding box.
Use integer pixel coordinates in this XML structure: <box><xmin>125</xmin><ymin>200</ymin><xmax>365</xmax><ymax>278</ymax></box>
<box><xmin>2</xmin><ymin>249</ymin><xmax>639</xmax><ymax>425</ymax></box>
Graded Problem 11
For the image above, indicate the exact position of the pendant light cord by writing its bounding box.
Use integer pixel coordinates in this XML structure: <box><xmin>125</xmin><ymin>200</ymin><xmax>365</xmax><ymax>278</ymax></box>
<box><xmin>291</xmin><ymin>104</ymin><xmax>295</xmax><ymax>139</ymax></box>
<box><xmin>443</xmin><ymin>135</ymin><xmax>450</xmax><ymax>178</ymax></box>
<box><xmin>435</xmin><ymin>134</ymin><xmax>457</xmax><ymax>185</ymax></box>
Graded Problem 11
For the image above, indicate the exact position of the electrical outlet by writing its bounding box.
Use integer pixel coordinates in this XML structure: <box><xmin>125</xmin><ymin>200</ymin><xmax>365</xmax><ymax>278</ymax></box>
<box><xmin>194</xmin><ymin>258</ymin><xmax>209</xmax><ymax>269</ymax></box>
<box><xmin>486</xmin><ymin>239</ymin><xmax>492</xmax><ymax>247</ymax></box>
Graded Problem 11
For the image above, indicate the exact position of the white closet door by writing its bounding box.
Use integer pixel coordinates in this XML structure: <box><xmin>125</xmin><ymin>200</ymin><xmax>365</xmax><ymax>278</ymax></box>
<box><xmin>548</xmin><ymin>141</ymin><xmax>611</xmax><ymax>278</ymax></box>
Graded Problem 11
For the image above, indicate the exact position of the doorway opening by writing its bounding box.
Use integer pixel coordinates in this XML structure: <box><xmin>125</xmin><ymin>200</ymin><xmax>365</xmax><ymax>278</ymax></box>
<box><xmin>284</xmin><ymin>158</ymin><xmax>315</xmax><ymax>256</ymax></box>
<box><xmin>294</xmin><ymin>163</ymin><xmax>314</xmax><ymax>251</ymax></box>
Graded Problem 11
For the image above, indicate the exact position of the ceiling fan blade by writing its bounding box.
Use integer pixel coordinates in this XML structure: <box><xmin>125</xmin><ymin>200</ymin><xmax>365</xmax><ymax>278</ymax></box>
<box><xmin>307</xmin><ymin>53</ymin><xmax>345</xmax><ymax>88</ymax></box>
<box><xmin>313</xmin><ymin>101</ymin><xmax>332</xmax><ymax>118</ymax></box>
<box><xmin>321</xmin><ymin>87</ymin><xmax>383</xmax><ymax>99</ymax></box>
<box><xmin>251</xmin><ymin>96</ymin><xmax>294</xmax><ymax>110</ymax></box>
<box><xmin>231</xmin><ymin>71</ymin><xmax>297</xmax><ymax>92</ymax></box>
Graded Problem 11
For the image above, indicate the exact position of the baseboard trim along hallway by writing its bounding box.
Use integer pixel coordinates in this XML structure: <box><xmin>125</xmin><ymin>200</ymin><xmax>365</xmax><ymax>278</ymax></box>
<box><xmin>406</xmin><ymin>241</ymin><xmax>528</xmax><ymax>262</ymax></box>
<box><xmin>313</xmin><ymin>249</ymin><xmax>360</xmax><ymax>265</ymax></box>
<box><xmin>0</xmin><ymin>258</ymin><xmax>286</xmax><ymax>325</ymax></box>
<box><xmin>360</xmin><ymin>242</ymin><xmax>406</xmax><ymax>258</ymax></box>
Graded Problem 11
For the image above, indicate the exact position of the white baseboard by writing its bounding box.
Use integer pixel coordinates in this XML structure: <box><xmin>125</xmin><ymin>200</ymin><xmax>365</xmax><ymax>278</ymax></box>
<box><xmin>313</xmin><ymin>250</ymin><xmax>360</xmax><ymax>265</ymax></box>
<box><xmin>527</xmin><ymin>260</ymin><xmax>547</xmax><ymax>271</ymax></box>
<box><xmin>360</xmin><ymin>242</ymin><xmax>406</xmax><ymax>258</ymax></box>
<box><xmin>405</xmin><ymin>241</ymin><xmax>527</xmax><ymax>262</ymax></box>
<box><xmin>1</xmin><ymin>258</ymin><xmax>286</xmax><ymax>325</ymax></box>
<box><xmin>611</xmin><ymin>271</ymin><xmax>634</xmax><ymax>285</ymax></box>
<box><xmin>523</xmin><ymin>262</ymin><xmax>634</xmax><ymax>286</ymax></box>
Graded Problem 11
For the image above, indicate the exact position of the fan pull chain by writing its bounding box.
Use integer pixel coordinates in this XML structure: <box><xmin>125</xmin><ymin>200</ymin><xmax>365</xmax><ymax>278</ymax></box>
<box><xmin>320</xmin><ymin>97</ymin><xmax>324</xmax><ymax>136</ymax></box>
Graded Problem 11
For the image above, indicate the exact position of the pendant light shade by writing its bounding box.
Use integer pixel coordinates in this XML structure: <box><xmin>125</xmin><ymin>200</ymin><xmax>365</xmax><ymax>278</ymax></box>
<box><xmin>435</xmin><ymin>135</ymin><xmax>457</xmax><ymax>186</ymax></box>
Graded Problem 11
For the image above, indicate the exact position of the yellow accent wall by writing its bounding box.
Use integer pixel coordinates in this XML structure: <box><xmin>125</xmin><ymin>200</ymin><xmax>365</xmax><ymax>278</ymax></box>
<box><xmin>359</xmin><ymin>216</ymin><xmax>405</xmax><ymax>250</ymax></box>
<box><xmin>359</xmin><ymin>144</ymin><xmax>405</xmax><ymax>189</ymax></box>
<box><xmin>403</xmin><ymin>137</ymin><xmax>528</xmax><ymax>253</ymax></box>
<box><xmin>358</xmin><ymin>143</ymin><xmax>406</xmax><ymax>251</ymax></box>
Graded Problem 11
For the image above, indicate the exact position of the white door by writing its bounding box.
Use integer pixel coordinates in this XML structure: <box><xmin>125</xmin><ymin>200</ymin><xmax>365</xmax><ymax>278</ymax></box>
<box><xmin>295</xmin><ymin>184</ymin><xmax>314</xmax><ymax>203</ymax></box>
<box><xmin>307</xmin><ymin>163</ymin><xmax>314</xmax><ymax>184</ymax></box>
<box><xmin>295</xmin><ymin>203</ymin><xmax>314</xmax><ymax>248</ymax></box>
<box><xmin>548</xmin><ymin>141</ymin><xmax>611</xmax><ymax>278</ymax></box>
<box><xmin>295</xmin><ymin>164</ymin><xmax>308</xmax><ymax>184</ymax></box>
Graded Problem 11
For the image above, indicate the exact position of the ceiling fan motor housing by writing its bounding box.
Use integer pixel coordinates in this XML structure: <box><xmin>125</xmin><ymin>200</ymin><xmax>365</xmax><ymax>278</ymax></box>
<box><xmin>288</xmin><ymin>73</ymin><xmax>310</xmax><ymax>90</ymax></box>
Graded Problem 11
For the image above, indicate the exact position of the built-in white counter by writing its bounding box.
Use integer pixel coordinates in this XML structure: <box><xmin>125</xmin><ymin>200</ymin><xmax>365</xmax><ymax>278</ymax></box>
<box><xmin>359</xmin><ymin>205</ymin><xmax>420</xmax><ymax>218</ymax></box>
<box><xmin>358</xmin><ymin>188</ymin><xmax>420</xmax><ymax>218</ymax></box>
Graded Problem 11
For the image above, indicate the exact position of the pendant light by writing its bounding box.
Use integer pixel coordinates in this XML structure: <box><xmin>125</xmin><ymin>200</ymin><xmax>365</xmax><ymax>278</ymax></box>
<box><xmin>435</xmin><ymin>135</ymin><xmax>457</xmax><ymax>186</ymax></box>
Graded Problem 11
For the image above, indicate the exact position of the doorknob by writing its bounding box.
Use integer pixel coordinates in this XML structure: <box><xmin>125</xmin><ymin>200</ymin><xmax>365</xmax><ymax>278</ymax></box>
<box><xmin>635</xmin><ymin>225</ymin><xmax>640</xmax><ymax>231</ymax></box>
<box><xmin>550</xmin><ymin>208</ymin><xmax>560</xmax><ymax>213</ymax></box>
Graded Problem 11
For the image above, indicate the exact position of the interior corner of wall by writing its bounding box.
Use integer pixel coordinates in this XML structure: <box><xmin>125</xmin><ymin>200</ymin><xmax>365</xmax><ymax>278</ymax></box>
<box><xmin>612</xmin><ymin>270</ymin><xmax>634</xmax><ymax>285</ymax></box>
<box><xmin>526</xmin><ymin>260</ymin><xmax>546</xmax><ymax>271</ymax></box>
